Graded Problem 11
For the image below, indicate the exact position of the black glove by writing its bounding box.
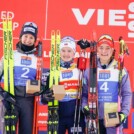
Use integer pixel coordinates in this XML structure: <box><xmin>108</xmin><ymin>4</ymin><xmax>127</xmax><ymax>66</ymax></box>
<box><xmin>77</xmin><ymin>39</ymin><xmax>90</xmax><ymax>49</ymax></box>
<box><xmin>41</xmin><ymin>89</ymin><xmax>54</xmax><ymax>104</ymax></box>
<box><xmin>2</xmin><ymin>91</ymin><xmax>16</xmax><ymax>105</ymax></box>
<box><xmin>0</xmin><ymin>90</ymin><xmax>16</xmax><ymax>110</ymax></box>
<box><xmin>116</xmin><ymin>112</ymin><xmax>126</xmax><ymax>127</ymax></box>
<box><xmin>83</xmin><ymin>105</ymin><xmax>90</xmax><ymax>117</ymax></box>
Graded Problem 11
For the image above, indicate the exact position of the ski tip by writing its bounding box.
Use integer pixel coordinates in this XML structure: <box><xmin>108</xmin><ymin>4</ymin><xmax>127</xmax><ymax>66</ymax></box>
<box><xmin>119</xmin><ymin>36</ymin><xmax>123</xmax><ymax>41</ymax></box>
<box><xmin>56</xmin><ymin>30</ymin><xmax>61</xmax><ymax>35</ymax></box>
<box><xmin>51</xmin><ymin>30</ymin><xmax>55</xmax><ymax>35</ymax></box>
<box><xmin>119</xmin><ymin>36</ymin><xmax>125</xmax><ymax>45</ymax></box>
<box><xmin>38</xmin><ymin>37</ymin><xmax>43</xmax><ymax>42</ymax></box>
<box><xmin>92</xmin><ymin>30</ymin><xmax>97</xmax><ymax>41</ymax></box>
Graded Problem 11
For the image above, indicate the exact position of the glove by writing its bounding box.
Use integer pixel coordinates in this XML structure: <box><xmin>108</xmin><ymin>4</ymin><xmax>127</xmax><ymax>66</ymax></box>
<box><xmin>1</xmin><ymin>91</ymin><xmax>16</xmax><ymax>110</ymax></box>
<box><xmin>77</xmin><ymin>39</ymin><xmax>90</xmax><ymax>49</ymax></box>
<box><xmin>83</xmin><ymin>105</ymin><xmax>90</xmax><ymax>117</ymax></box>
<box><xmin>41</xmin><ymin>89</ymin><xmax>54</xmax><ymax>104</ymax></box>
<box><xmin>116</xmin><ymin>112</ymin><xmax>126</xmax><ymax>127</ymax></box>
<box><xmin>2</xmin><ymin>91</ymin><xmax>16</xmax><ymax>105</ymax></box>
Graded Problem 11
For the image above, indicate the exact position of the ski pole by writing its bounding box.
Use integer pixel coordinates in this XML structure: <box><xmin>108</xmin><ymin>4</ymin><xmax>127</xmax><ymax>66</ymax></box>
<box><xmin>73</xmin><ymin>39</ymin><xmax>90</xmax><ymax>134</ymax></box>
<box><xmin>77</xmin><ymin>51</ymin><xmax>87</xmax><ymax>134</ymax></box>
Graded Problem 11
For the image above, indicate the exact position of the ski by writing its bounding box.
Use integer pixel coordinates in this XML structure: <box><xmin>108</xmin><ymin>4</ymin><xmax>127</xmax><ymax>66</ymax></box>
<box><xmin>55</xmin><ymin>30</ymin><xmax>60</xmax><ymax>85</ymax></box>
<box><xmin>48</xmin><ymin>30</ymin><xmax>61</xmax><ymax>134</ymax></box>
<box><xmin>33</xmin><ymin>41</ymin><xmax>42</xmax><ymax>134</ymax></box>
<box><xmin>32</xmin><ymin>41</ymin><xmax>48</xmax><ymax>134</ymax></box>
<box><xmin>118</xmin><ymin>36</ymin><xmax>129</xmax><ymax>94</ymax></box>
<box><xmin>3</xmin><ymin>18</ymin><xmax>9</xmax><ymax>93</ymax></box>
<box><xmin>49</xmin><ymin>30</ymin><xmax>55</xmax><ymax>88</ymax></box>
<box><xmin>8</xmin><ymin>18</ymin><xmax>14</xmax><ymax>96</ymax></box>
<box><xmin>87</xmin><ymin>40</ymin><xmax>98</xmax><ymax>134</ymax></box>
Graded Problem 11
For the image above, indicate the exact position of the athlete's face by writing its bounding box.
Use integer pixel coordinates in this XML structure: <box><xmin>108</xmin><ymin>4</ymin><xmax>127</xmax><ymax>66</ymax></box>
<box><xmin>60</xmin><ymin>47</ymin><xmax>75</xmax><ymax>62</ymax></box>
<box><xmin>97</xmin><ymin>43</ymin><xmax>114</xmax><ymax>64</ymax></box>
<box><xmin>21</xmin><ymin>34</ymin><xmax>35</xmax><ymax>46</ymax></box>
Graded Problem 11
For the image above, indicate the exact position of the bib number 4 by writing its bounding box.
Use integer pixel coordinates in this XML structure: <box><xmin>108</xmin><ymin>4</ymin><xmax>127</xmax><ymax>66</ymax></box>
<box><xmin>100</xmin><ymin>82</ymin><xmax>109</xmax><ymax>92</ymax></box>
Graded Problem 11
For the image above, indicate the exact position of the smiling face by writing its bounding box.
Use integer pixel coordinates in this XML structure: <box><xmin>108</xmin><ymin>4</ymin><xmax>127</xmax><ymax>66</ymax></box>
<box><xmin>21</xmin><ymin>34</ymin><xmax>35</xmax><ymax>46</ymax></box>
<box><xmin>97</xmin><ymin>43</ymin><xmax>114</xmax><ymax>64</ymax></box>
<box><xmin>60</xmin><ymin>47</ymin><xmax>75</xmax><ymax>62</ymax></box>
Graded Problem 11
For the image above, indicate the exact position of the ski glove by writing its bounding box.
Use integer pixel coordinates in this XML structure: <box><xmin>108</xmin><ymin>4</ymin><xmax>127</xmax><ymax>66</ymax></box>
<box><xmin>0</xmin><ymin>89</ymin><xmax>17</xmax><ymax>110</ymax></box>
<box><xmin>83</xmin><ymin>105</ymin><xmax>90</xmax><ymax>117</ymax></box>
<box><xmin>41</xmin><ymin>89</ymin><xmax>54</xmax><ymax>104</ymax></box>
<box><xmin>77</xmin><ymin>39</ymin><xmax>90</xmax><ymax>49</ymax></box>
<box><xmin>116</xmin><ymin>112</ymin><xmax>126</xmax><ymax>127</ymax></box>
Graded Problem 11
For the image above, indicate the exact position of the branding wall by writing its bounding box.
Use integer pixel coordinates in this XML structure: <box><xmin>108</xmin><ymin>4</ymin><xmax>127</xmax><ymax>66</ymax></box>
<box><xmin>0</xmin><ymin>0</ymin><xmax>134</xmax><ymax>133</ymax></box>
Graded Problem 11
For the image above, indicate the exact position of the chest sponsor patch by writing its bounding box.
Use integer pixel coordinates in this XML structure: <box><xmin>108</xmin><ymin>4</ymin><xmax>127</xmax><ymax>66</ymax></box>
<box><xmin>99</xmin><ymin>70</ymin><xmax>111</xmax><ymax>79</ymax></box>
<box><xmin>21</xmin><ymin>56</ymin><xmax>32</xmax><ymax>65</ymax></box>
<box><xmin>62</xmin><ymin>70</ymin><xmax>73</xmax><ymax>79</ymax></box>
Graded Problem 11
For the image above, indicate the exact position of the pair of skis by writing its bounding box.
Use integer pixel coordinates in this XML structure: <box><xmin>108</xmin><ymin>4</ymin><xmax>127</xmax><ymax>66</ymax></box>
<box><xmin>3</xmin><ymin>17</ymin><xmax>14</xmax><ymax>96</ymax></box>
<box><xmin>48</xmin><ymin>30</ymin><xmax>61</xmax><ymax>134</ymax></box>
<box><xmin>49</xmin><ymin>30</ymin><xmax>60</xmax><ymax>87</ymax></box>
<box><xmin>2</xmin><ymin>18</ymin><xmax>18</xmax><ymax>134</ymax></box>
<box><xmin>77</xmin><ymin>35</ymin><xmax>98</xmax><ymax>134</ymax></box>
<box><xmin>77</xmin><ymin>38</ymin><xmax>98</xmax><ymax>134</ymax></box>
<box><xmin>88</xmin><ymin>41</ymin><xmax>98</xmax><ymax>134</ymax></box>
